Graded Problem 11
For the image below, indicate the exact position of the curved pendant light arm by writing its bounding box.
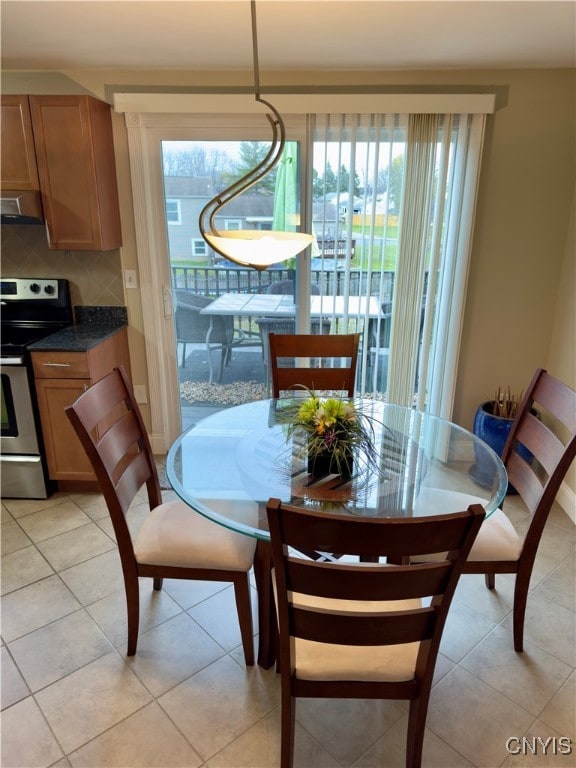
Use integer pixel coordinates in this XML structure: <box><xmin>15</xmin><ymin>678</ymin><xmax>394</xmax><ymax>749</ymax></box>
<box><xmin>199</xmin><ymin>104</ymin><xmax>285</xmax><ymax>238</ymax></box>
<box><xmin>198</xmin><ymin>0</ymin><xmax>313</xmax><ymax>270</ymax></box>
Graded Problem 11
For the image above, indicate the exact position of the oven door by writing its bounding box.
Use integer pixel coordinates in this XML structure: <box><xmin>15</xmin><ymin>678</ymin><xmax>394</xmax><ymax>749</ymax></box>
<box><xmin>1</xmin><ymin>357</ymin><xmax>40</xmax><ymax>454</ymax></box>
<box><xmin>1</xmin><ymin>356</ymin><xmax>50</xmax><ymax>499</ymax></box>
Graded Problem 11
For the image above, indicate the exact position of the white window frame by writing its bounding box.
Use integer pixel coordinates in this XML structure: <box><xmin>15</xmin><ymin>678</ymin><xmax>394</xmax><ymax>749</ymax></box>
<box><xmin>165</xmin><ymin>198</ymin><xmax>181</xmax><ymax>224</ymax></box>
<box><xmin>192</xmin><ymin>238</ymin><xmax>208</xmax><ymax>258</ymax></box>
<box><xmin>224</xmin><ymin>218</ymin><xmax>242</xmax><ymax>231</ymax></box>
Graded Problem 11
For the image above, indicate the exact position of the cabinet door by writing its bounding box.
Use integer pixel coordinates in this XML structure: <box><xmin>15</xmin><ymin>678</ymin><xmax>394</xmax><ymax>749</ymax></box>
<box><xmin>29</xmin><ymin>95</ymin><xmax>122</xmax><ymax>251</ymax></box>
<box><xmin>0</xmin><ymin>96</ymin><xmax>40</xmax><ymax>190</ymax></box>
<box><xmin>34</xmin><ymin>378</ymin><xmax>96</xmax><ymax>481</ymax></box>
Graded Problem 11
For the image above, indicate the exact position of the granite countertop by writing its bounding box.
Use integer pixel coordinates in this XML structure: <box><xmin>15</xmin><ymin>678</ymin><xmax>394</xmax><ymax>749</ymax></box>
<box><xmin>27</xmin><ymin>305</ymin><xmax>128</xmax><ymax>353</ymax></box>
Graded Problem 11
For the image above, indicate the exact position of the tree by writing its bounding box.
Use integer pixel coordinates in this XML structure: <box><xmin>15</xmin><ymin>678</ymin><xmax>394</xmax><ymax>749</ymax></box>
<box><xmin>224</xmin><ymin>141</ymin><xmax>277</xmax><ymax>195</ymax></box>
<box><xmin>162</xmin><ymin>146</ymin><xmax>232</xmax><ymax>188</ymax></box>
<box><xmin>388</xmin><ymin>154</ymin><xmax>404</xmax><ymax>213</ymax></box>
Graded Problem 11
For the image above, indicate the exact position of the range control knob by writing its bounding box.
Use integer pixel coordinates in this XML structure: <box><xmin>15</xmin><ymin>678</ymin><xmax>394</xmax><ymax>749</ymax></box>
<box><xmin>30</xmin><ymin>283</ymin><xmax>41</xmax><ymax>294</ymax></box>
<box><xmin>44</xmin><ymin>284</ymin><xmax>55</xmax><ymax>295</ymax></box>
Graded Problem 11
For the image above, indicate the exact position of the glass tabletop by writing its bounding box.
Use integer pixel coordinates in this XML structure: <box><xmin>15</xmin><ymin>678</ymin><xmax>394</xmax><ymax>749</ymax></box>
<box><xmin>167</xmin><ymin>399</ymin><xmax>508</xmax><ymax>541</ymax></box>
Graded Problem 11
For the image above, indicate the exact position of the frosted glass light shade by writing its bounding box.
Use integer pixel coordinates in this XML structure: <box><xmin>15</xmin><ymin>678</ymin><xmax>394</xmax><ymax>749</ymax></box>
<box><xmin>205</xmin><ymin>230</ymin><xmax>315</xmax><ymax>270</ymax></box>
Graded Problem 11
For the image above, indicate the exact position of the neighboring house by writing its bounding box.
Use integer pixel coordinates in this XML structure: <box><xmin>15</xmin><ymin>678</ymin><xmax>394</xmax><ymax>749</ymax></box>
<box><xmin>164</xmin><ymin>175</ymin><xmax>342</xmax><ymax>264</ymax></box>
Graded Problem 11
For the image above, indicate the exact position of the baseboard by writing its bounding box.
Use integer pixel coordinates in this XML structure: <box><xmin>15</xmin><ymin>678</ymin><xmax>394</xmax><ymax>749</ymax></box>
<box><xmin>557</xmin><ymin>481</ymin><xmax>576</xmax><ymax>523</ymax></box>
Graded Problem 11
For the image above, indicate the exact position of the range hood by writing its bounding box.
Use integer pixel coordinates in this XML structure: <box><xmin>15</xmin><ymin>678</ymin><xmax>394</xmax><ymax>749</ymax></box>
<box><xmin>1</xmin><ymin>190</ymin><xmax>44</xmax><ymax>224</ymax></box>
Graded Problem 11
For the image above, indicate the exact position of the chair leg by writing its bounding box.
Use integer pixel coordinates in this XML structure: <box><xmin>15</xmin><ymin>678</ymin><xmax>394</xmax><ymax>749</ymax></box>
<box><xmin>153</xmin><ymin>577</ymin><xmax>163</xmax><ymax>590</ymax></box>
<box><xmin>233</xmin><ymin>574</ymin><xmax>255</xmax><ymax>666</ymax></box>
<box><xmin>125</xmin><ymin>574</ymin><xmax>140</xmax><ymax>656</ymax></box>
<box><xmin>181</xmin><ymin>342</ymin><xmax>187</xmax><ymax>368</ymax></box>
<box><xmin>280</xmin><ymin>683</ymin><xmax>295</xmax><ymax>768</ymax></box>
<box><xmin>405</xmin><ymin>696</ymin><xmax>428</xmax><ymax>768</ymax></box>
<box><xmin>485</xmin><ymin>573</ymin><xmax>495</xmax><ymax>589</ymax></box>
<box><xmin>513</xmin><ymin>568</ymin><xmax>532</xmax><ymax>652</ymax></box>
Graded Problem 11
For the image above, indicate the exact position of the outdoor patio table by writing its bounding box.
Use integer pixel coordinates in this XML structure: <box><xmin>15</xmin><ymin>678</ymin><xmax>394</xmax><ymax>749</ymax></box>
<box><xmin>199</xmin><ymin>292</ymin><xmax>382</xmax><ymax>319</ymax></box>
<box><xmin>167</xmin><ymin>399</ymin><xmax>507</xmax><ymax>668</ymax></box>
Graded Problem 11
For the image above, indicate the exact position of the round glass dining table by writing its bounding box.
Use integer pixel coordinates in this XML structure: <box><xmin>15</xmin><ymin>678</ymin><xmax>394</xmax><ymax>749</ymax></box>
<box><xmin>167</xmin><ymin>399</ymin><xmax>507</xmax><ymax>667</ymax></box>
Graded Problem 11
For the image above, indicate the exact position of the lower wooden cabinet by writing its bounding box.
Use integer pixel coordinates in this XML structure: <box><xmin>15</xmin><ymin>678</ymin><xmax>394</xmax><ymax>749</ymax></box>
<box><xmin>32</xmin><ymin>328</ymin><xmax>130</xmax><ymax>483</ymax></box>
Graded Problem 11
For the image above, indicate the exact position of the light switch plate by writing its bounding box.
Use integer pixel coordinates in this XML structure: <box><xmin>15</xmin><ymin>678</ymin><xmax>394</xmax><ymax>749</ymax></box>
<box><xmin>133</xmin><ymin>384</ymin><xmax>147</xmax><ymax>403</ymax></box>
<box><xmin>124</xmin><ymin>269</ymin><xmax>137</xmax><ymax>289</ymax></box>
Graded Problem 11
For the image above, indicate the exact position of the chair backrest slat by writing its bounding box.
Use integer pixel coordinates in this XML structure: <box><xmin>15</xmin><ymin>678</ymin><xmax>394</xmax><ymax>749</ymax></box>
<box><xmin>291</xmin><ymin>605</ymin><xmax>437</xmax><ymax>646</ymax></box>
<box><xmin>287</xmin><ymin>559</ymin><xmax>453</xmax><ymax>602</ymax></box>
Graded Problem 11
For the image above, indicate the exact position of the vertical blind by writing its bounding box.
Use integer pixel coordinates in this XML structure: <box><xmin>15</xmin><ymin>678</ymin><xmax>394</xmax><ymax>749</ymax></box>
<box><xmin>311</xmin><ymin>111</ymin><xmax>486</xmax><ymax>417</ymax></box>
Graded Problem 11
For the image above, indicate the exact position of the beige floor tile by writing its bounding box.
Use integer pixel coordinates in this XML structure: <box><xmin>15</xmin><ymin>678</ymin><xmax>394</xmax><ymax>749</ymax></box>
<box><xmin>512</xmin><ymin>518</ymin><xmax>575</xmax><ymax>587</ymax></box>
<box><xmin>538</xmin><ymin>670</ymin><xmax>576</xmax><ymax>741</ymax></box>
<box><xmin>35</xmin><ymin>651</ymin><xmax>152</xmax><ymax>754</ymax></box>
<box><xmin>427</xmin><ymin>666</ymin><xmax>535</xmax><ymax>767</ymax></box>
<box><xmin>531</xmin><ymin>551</ymin><xmax>576</xmax><ymax>613</ymax></box>
<box><xmin>163</xmin><ymin>576</ymin><xmax>230</xmax><ymax>610</ymax></box>
<box><xmin>2</xmin><ymin>494</ymin><xmax>70</xmax><ymax>519</ymax></box>
<box><xmin>502</xmin><ymin>590</ymin><xmax>576</xmax><ymax>667</ymax></box>
<box><xmin>354</xmin><ymin>715</ymin><xmax>474</xmax><ymax>767</ymax></box>
<box><xmin>36</xmin><ymin>522</ymin><xmax>116</xmax><ymax>571</ymax></box>
<box><xmin>187</xmin><ymin>582</ymin><xmax>258</xmax><ymax>654</ymax></box>
<box><xmin>1</xmin><ymin>502</ymin><xmax>13</xmax><ymax>522</ymax></box>
<box><xmin>454</xmin><ymin>571</ymin><xmax>515</xmax><ymax>622</ymax></box>
<box><xmin>1</xmin><ymin>646</ymin><xmax>30</xmax><ymax>710</ymax></box>
<box><xmin>17</xmin><ymin>500</ymin><xmax>92</xmax><ymax>543</ymax></box>
<box><xmin>8</xmin><ymin>609</ymin><xmax>113</xmax><ymax>691</ymax></box>
<box><xmin>59</xmin><ymin>549</ymin><xmax>124</xmax><ymax>606</ymax></box>
<box><xmin>501</xmin><ymin>722</ymin><xmax>576</xmax><ymax>767</ymax></box>
<box><xmin>0</xmin><ymin>545</ymin><xmax>54</xmax><ymax>596</ymax></box>
<box><xmin>295</xmin><ymin>696</ymin><xmax>406</xmax><ymax>766</ymax></box>
<box><xmin>1</xmin><ymin>696</ymin><xmax>64</xmax><ymax>768</ymax></box>
<box><xmin>85</xmin><ymin>580</ymin><xmax>183</xmax><ymax>648</ymax></box>
<box><xmin>1</xmin><ymin>519</ymin><xmax>32</xmax><ymax>555</ymax></box>
<box><xmin>0</xmin><ymin>574</ymin><xmax>81</xmax><ymax>641</ymax></box>
<box><xmin>438</xmin><ymin>599</ymin><xmax>499</xmax><ymax>663</ymax></box>
<box><xmin>159</xmin><ymin>655</ymin><xmax>279</xmax><ymax>760</ymax></box>
<box><xmin>127</xmin><ymin>612</ymin><xmax>227</xmax><ymax>697</ymax></box>
<box><xmin>67</xmin><ymin>701</ymin><xmax>203</xmax><ymax>767</ymax></box>
<box><xmin>459</xmin><ymin>624</ymin><xmax>573</xmax><ymax>715</ymax></box>
<box><xmin>68</xmin><ymin>493</ymin><xmax>110</xmax><ymax>522</ymax></box>
<box><xmin>207</xmin><ymin>708</ymin><xmax>340</xmax><ymax>768</ymax></box>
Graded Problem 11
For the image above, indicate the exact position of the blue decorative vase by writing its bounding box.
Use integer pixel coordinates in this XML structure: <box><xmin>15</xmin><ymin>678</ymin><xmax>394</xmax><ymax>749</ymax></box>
<box><xmin>471</xmin><ymin>401</ymin><xmax>532</xmax><ymax>493</ymax></box>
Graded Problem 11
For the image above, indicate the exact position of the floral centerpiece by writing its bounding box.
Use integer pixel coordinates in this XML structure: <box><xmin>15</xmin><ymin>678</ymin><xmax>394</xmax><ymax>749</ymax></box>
<box><xmin>283</xmin><ymin>391</ymin><xmax>378</xmax><ymax>479</ymax></box>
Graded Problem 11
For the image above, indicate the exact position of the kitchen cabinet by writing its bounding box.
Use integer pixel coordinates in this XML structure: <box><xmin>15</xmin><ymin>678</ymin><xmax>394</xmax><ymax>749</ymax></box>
<box><xmin>0</xmin><ymin>94</ymin><xmax>122</xmax><ymax>250</ymax></box>
<box><xmin>31</xmin><ymin>328</ymin><xmax>130</xmax><ymax>484</ymax></box>
<box><xmin>0</xmin><ymin>95</ymin><xmax>40</xmax><ymax>190</ymax></box>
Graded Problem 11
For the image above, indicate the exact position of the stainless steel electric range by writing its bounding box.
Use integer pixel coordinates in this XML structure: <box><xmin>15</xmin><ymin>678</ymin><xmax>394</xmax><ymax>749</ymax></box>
<box><xmin>1</xmin><ymin>277</ymin><xmax>73</xmax><ymax>499</ymax></box>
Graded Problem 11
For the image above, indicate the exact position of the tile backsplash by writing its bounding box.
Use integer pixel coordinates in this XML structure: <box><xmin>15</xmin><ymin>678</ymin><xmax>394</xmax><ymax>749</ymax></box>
<box><xmin>1</xmin><ymin>224</ymin><xmax>124</xmax><ymax>307</ymax></box>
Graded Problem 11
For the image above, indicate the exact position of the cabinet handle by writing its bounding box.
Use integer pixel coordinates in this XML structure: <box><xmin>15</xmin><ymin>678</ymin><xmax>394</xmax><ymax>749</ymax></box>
<box><xmin>42</xmin><ymin>362</ymin><xmax>72</xmax><ymax>367</ymax></box>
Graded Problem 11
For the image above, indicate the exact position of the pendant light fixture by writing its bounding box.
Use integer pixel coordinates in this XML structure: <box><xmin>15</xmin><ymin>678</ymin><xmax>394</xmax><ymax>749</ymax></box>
<box><xmin>199</xmin><ymin>0</ymin><xmax>314</xmax><ymax>271</ymax></box>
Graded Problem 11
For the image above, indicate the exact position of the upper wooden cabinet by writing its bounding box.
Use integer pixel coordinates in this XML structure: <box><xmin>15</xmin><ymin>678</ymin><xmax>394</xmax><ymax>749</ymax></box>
<box><xmin>1</xmin><ymin>94</ymin><xmax>122</xmax><ymax>251</ymax></box>
<box><xmin>0</xmin><ymin>95</ymin><xmax>40</xmax><ymax>190</ymax></box>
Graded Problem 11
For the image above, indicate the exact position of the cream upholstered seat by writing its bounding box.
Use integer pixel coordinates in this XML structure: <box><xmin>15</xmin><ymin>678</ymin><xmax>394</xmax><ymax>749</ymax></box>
<box><xmin>134</xmin><ymin>499</ymin><xmax>255</xmax><ymax>570</ymax></box>
<box><xmin>65</xmin><ymin>366</ymin><xmax>256</xmax><ymax>665</ymax></box>
<box><xmin>267</xmin><ymin>497</ymin><xmax>485</xmax><ymax>768</ymax></box>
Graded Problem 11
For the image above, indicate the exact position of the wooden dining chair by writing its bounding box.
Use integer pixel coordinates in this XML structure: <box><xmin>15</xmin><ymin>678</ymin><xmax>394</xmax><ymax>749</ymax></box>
<box><xmin>267</xmin><ymin>498</ymin><xmax>485</xmax><ymax>768</ymax></box>
<box><xmin>65</xmin><ymin>366</ymin><xmax>256</xmax><ymax>665</ymax></box>
<box><xmin>461</xmin><ymin>368</ymin><xmax>576</xmax><ymax>651</ymax></box>
<box><xmin>268</xmin><ymin>332</ymin><xmax>360</xmax><ymax>398</ymax></box>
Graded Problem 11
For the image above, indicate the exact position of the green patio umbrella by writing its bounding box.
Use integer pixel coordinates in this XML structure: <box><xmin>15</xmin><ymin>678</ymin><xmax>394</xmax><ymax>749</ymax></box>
<box><xmin>273</xmin><ymin>142</ymin><xmax>319</xmax><ymax>258</ymax></box>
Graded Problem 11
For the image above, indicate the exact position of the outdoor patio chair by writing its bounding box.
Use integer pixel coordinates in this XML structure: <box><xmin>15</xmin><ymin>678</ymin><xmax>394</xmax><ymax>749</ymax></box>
<box><xmin>267</xmin><ymin>498</ymin><xmax>485</xmax><ymax>768</ymax></box>
<box><xmin>65</xmin><ymin>366</ymin><xmax>256</xmax><ymax>664</ymax></box>
<box><xmin>174</xmin><ymin>290</ymin><xmax>260</xmax><ymax>382</ymax></box>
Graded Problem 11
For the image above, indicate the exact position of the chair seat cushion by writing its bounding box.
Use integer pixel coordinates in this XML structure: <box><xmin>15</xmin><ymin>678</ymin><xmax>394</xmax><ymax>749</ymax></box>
<box><xmin>134</xmin><ymin>500</ymin><xmax>256</xmax><ymax>570</ymax></box>
<box><xmin>290</xmin><ymin>591</ymin><xmax>420</xmax><ymax>682</ymax></box>
<box><xmin>467</xmin><ymin>507</ymin><xmax>523</xmax><ymax>561</ymax></box>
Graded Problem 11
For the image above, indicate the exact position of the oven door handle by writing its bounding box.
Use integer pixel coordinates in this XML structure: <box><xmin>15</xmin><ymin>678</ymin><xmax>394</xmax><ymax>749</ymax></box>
<box><xmin>41</xmin><ymin>362</ymin><xmax>72</xmax><ymax>367</ymax></box>
<box><xmin>0</xmin><ymin>356</ymin><xmax>25</xmax><ymax>365</ymax></box>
